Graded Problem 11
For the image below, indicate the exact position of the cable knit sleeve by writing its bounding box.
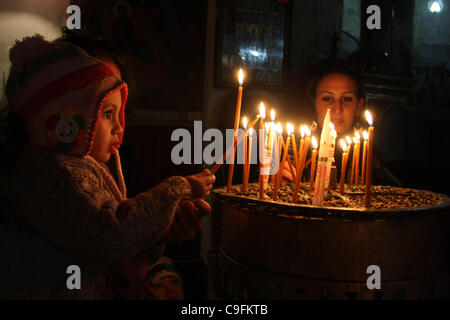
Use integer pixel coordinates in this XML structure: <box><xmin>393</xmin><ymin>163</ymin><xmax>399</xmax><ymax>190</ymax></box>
<box><xmin>8</xmin><ymin>153</ymin><xmax>192</xmax><ymax>268</ymax></box>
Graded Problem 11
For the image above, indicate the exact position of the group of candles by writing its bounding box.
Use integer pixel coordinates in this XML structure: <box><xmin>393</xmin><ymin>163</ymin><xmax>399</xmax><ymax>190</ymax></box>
<box><xmin>216</xmin><ymin>69</ymin><xmax>375</xmax><ymax>207</ymax></box>
<box><xmin>337</xmin><ymin>111</ymin><xmax>375</xmax><ymax>206</ymax></box>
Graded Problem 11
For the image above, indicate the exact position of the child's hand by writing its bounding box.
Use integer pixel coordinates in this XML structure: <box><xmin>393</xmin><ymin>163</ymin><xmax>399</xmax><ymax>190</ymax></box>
<box><xmin>162</xmin><ymin>199</ymin><xmax>211</xmax><ymax>244</ymax></box>
<box><xmin>185</xmin><ymin>169</ymin><xmax>215</xmax><ymax>199</ymax></box>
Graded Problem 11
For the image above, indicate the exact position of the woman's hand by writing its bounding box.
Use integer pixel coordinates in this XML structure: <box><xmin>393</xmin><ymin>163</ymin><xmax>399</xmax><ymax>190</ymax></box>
<box><xmin>270</xmin><ymin>160</ymin><xmax>295</xmax><ymax>183</ymax></box>
<box><xmin>185</xmin><ymin>169</ymin><xmax>216</xmax><ymax>199</ymax></box>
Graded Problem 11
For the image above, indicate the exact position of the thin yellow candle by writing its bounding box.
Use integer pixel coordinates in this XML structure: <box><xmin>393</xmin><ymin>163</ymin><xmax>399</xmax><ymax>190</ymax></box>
<box><xmin>259</xmin><ymin>102</ymin><xmax>266</xmax><ymax>199</ymax></box>
<box><xmin>291</xmin><ymin>127</ymin><xmax>298</xmax><ymax>169</ymax></box>
<box><xmin>298</xmin><ymin>125</ymin><xmax>305</xmax><ymax>166</ymax></box>
<box><xmin>242</xmin><ymin>117</ymin><xmax>248</xmax><ymax>193</ymax></box>
<box><xmin>339</xmin><ymin>140</ymin><xmax>349</xmax><ymax>194</ymax></box>
<box><xmin>275</xmin><ymin>123</ymin><xmax>283</xmax><ymax>188</ymax></box>
<box><xmin>267</xmin><ymin>110</ymin><xmax>276</xmax><ymax>185</ymax></box>
<box><xmin>354</xmin><ymin>132</ymin><xmax>361</xmax><ymax>186</ymax></box>
<box><xmin>365</xmin><ymin>111</ymin><xmax>374</xmax><ymax>207</ymax></box>
<box><xmin>245</xmin><ymin>128</ymin><xmax>254</xmax><ymax>190</ymax></box>
<box><xmin>346</xmin><ymin>136</ymin><xmax>353</xmax><ymax>184</ymax></box>
<box><xmin>350</xmin><ymin>137</ymin><xmax>358</xmax><ymax>185</ymax></box>
<box><xmin>361</xmin><ymin>130</ymin><xmax>368</xmax><ymax>185</ymax></box>
<box><xmin>226</xmin><ymin>69</ymin><xmax>244</xmax><ymax>192</ymax></box>
<box><xmin>309</xmin><ymin>136</ymin><xmax>318</xmax><ymax>193</ymax></box>
<box><xmin>261</xmin><ymin>110</ymin><xmax>276</xmax><ymax>195</ymax></box>
<box><xmin>298</xmin><ymin>127</ymin><xmax>311</xmax><ymax>181</ymax></box>
<box><xmin>292</xmin><ymin>127</ymin><xmax>311</xmax><ymax>202</ymax></box>
<box><xmin>274</xmin><ymin>123</ymin><xmax>292</xmax><ymax>201</ymax></box>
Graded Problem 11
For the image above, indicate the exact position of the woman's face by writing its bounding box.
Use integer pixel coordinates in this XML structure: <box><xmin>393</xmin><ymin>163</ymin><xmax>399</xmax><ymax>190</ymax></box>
<box><xmin>314</xmin><ymin>73</ymin><xmax>364</xmax><ymax>134</ymax></box>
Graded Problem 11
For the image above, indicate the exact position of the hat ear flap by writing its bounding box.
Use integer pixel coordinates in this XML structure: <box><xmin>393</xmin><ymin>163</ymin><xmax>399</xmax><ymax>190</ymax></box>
<box><xmin>73</xmin><ymin>114</ymin><xmax>86</xmax><ymax>129</ymax></box>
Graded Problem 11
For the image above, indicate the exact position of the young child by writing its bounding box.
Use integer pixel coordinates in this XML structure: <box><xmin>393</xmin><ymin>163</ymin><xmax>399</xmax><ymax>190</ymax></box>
<box><xmin>0</xmin><ymin>35</ymin><xmax>215</xmax><ymax>299</ymax></box>
<box><xmin>146</xmin><ymin>256</ymin><xmax>184</xmax><ymax>300</ymax></box>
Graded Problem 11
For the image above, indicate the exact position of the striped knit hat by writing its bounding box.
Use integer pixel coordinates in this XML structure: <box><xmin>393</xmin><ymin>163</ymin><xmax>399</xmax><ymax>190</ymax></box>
<box><xmin>7</xmin><ymin>34</ymin><xmax>128</xmax><ymax>158</ymax></box>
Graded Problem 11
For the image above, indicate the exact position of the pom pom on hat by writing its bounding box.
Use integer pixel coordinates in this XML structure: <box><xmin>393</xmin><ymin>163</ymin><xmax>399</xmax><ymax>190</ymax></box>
<box><xmin>9</xmin><ymin>34</ymin><xmax>53</xmax><ymax>72</ymax></box>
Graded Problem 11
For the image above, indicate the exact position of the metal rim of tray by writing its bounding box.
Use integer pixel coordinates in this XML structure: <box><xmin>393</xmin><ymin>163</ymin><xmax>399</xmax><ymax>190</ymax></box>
<box><xmin>212</xmin><ymin>185</ymin><xmax>450</xmax><ymax>220</ymax></box>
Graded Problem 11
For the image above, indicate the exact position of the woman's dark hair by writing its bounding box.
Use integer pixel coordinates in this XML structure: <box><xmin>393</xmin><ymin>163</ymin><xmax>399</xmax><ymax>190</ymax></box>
<box><xmin>306</xmin><ymin>60</ymin><xmax>365</xmax><ymax>100</ymax></box>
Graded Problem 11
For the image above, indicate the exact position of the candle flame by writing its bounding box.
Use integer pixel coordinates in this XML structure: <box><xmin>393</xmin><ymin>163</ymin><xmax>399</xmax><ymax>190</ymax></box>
<box><xmin>305</xmin><ymin>126</ymin><xmax>311</xmax><ymax>137</ymax></box>
<box><xmin>277</xmin><ymin>122</ymin><xmax>283</xmax><ymax>135</ymax></box>
<box><xmin>287</xmin><ymin>123</ymin><xmax>294</xmax><ymax>136</ymax></box>
<box><xmin>331</xmin><ymin>129</ymin><xmax>337</xmax><ymax>138</ymax></box>
<box><xmin>312</xmin><ymin>136</ymin><xmax>318</xmax><ymax>150</ymax></box>
<box><xmin>346</xmin><ymin>136</ymin><xmax>352</xmax><ymax>145</ymax></box>
<box><xmin>365</xmin><ymin>110</ymin><xmax>373</xmax><ymax>126</ymax></box>
<box><xmin>249</xmin><ymin>127</ymin><xmax>254</xmax><ymax>136</ymax></box>
<box><xmin>271</xmin><ymin>109</ymin><xmax>275</xmax><ymax>122</ymax></box>
<box><xmin>330</xmin><ymin>122</ymin><xmax>335</xmax><ymax>130</ymax></box>
<box><xmin>238</xmin><ymin>69</ymin><xmax>244</xmax><ymax>86</ymax></box>
<box><xmin>340</xmin><ymin>139</ymin><xmax>347</xmax><ymax>152</ymax></box>
<box><xmin>353</xmin><ymin>137</ymin><xmax>359</xmax><ymax>144</ymax></box>
<box><xmin>259</xmin><ymin>102</ymin><xmax>266</xmax><ymax>120</ymax></box>
<box><xmin>242</xmin><ymin>116</ymin><xmax>248</xmax><ymax>129</ymax></box>
<box><xmin>355</xmin><ymin>131</ymin><xmax>361</xmax><ymax>140</ymax></box>
<box><xmin>363</xmin><ymin>130</ymin><xmax>369</xmax><ymax>140</ymax></box>
<box><xmin>300</xmin><ymin>125</ymin><xmax>305</xmax><ymax>138</ymax></box>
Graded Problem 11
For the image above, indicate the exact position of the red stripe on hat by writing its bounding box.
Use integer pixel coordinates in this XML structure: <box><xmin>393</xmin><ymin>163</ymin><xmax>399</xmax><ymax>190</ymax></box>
<box><xmin>19</xmin><ymin>63</ymin><xmax>114</xmax><ymax>123</ymax></box>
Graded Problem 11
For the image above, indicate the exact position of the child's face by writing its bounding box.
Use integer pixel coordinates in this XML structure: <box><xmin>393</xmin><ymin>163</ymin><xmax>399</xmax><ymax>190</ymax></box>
<box><xmin>147</xmin><ymin>276</ymin><xmax>184</xmax><ymax>300</ymax></box>
<box><xmin>89</xmin><ymin>91</ymin><xmax>123</xmax><ymax>163</ymax></box>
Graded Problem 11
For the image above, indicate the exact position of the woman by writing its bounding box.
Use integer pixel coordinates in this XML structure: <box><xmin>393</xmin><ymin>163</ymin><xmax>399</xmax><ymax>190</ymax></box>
<box><xmin>280</xmin><ymin>62</ymin><xmax>401</xmax><ymax>187</ymax></box>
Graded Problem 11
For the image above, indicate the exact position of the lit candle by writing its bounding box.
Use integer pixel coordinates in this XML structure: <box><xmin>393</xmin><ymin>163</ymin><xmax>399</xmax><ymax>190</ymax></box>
<box><xmin>259</xmin><ymin>102</ymin><xmax>266</xmax><ymax>199</ymax></box>
<box><xmin>298</xmin><ymin>125</ymin><xmax>305</xmax><ymax>167</ymax></box>
<box><xmin>242</xmin><ymin>117</ymin><xmax>248</xmax><ymax>193</ymax></box>
<box><xmin>330</xmin><ymin>124</ymin><xmax>337</xmax><ymax>157</ymax></box>
<box><xmin>346</xmin><ymin>136</ymin><xmax>353</xmax><ymax>184</ymax></box>
<box><xmin>244</xmin><ymin>128</ymin><xmax>254</xmax><ymax>191</ymax></box>
<box><xmin>309</xmin><ymin>136</ymin><xmax>318</xmax><ymax>193</ymax></box>
<box><xmin>226</xmin><ymin>69</ymin><xmax>244</xmax><ymax>192</ymax></box>
<box><xmin>361</xmin><ymin>130</ymin><xmax>368</xmax><ymax>185</ymax></box>
<box><xmin>365</xmin><ymin>111</ymin><xmax>374</xmax><ymax>207</ymax></box>
<box><xmin>291</xmin><ymin>126</ymin><xmax>298</xmax><ymax>169</ymax></box>
<box><xmin>354</xmin><ymin>132</ymin><xmax>361</xmax><ymax>186</ymax></box>
<box><xmin>292</xmin><ymin>126</ymin><xmax>311</xmax><ymax>202</ymax></box>
<box><xmin>325</xmin><ymin>127</ymin><xmax>337</xmax><ymax>190</ymax></box>
<box><xmin>261</xmin><ymin>109</ymin><xmax>276</xmax><ymax>195</ymax></box>
<box><xmin>339</xmin><ymin>140</ymin><xmax>349</xmax><ymax>194</ymax></box>
<box><xmin>276</xmin><ymin>122</ymin><xmax>283</xmax><ymax>188</ymax></box>
<box><xmin>274</xmin><ymin>123</ymin><xmax>292</xmax><ymax>201</ymax></box>
<box><xmin>350</xmin><ymin>137</ymin><xmax>358</xmax><ymax>185</ymax></box>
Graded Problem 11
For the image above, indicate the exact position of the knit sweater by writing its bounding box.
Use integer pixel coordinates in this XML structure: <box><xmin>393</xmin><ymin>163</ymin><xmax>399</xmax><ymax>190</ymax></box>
<box><xmin>0</xmin><ymin>145</ymin><xmax>191</xmax><ymax>299</ymax></box>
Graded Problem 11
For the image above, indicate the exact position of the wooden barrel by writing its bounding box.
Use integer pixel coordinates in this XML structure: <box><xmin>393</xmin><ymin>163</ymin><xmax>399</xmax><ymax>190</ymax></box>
<box><xmin>211</xmin><ymin>186</ymin><xmax>450</xmax><ymax>300</ymax></box>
